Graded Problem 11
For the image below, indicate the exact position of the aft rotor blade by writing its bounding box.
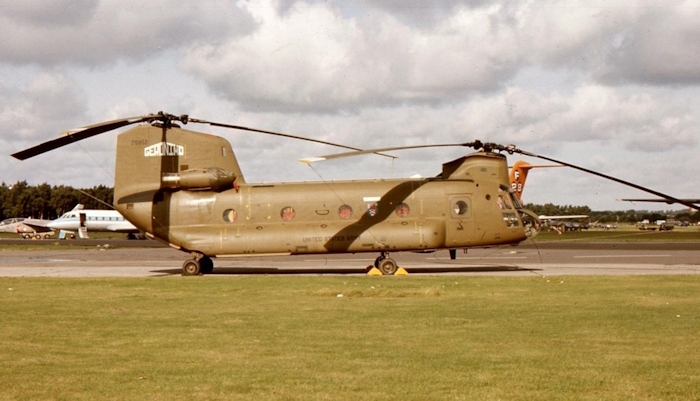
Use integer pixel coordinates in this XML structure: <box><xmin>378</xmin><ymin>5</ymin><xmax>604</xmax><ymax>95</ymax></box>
<box><xmin>11</xmin><ymin>115</ymin><xmax>152</xmax><ymax>160</ymax></box>
<box><xmin>620</xmin><ymin>198</ymin><xmax>700</xmax><ymax>205</ymax></box>
<box><xmin>299</xmin><ymin>142</ymin><xmax>483</xmax><ymax>163</ymax></box>
<box><xmin>188</xmin><ymin>117</ymin><xmax>392</xmax><ymax>156</ymax></box>
<box><xmin>514</xmin><ymin>148</ymin><xmax>700</xmax><ymax>211</ymax></box>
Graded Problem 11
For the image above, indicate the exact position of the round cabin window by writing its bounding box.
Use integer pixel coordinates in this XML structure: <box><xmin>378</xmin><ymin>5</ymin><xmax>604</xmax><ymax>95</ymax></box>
<box><xmin>395</xmin><ymin>203</ymin><xmax>410</xmax><ymax>218</ymax></box>
<box><xmin>453</xmin><ymin>201</ymin><xmax>468</xmax><ymax>215</ymax></box>
<box><xmin>281</xmin><ymin>206</ymin><xmax>295</xmax><ymax>221</ymax></box>
<box><xmin>223</xmin><ymin>209</ymin><xmax>237</xmax><ymax>223</ymax></box>
<box><xmin>338</xmin><ymin>205</ymin><xmax>353</xmax><ymax>220</ymax></box>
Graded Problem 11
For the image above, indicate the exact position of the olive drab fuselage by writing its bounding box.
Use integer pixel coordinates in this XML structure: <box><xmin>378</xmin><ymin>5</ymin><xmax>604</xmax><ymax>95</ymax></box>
<box><xmin>114</xmin><ymin>125</ymin><xmax>531</xmax><ymax>257</ymax></box>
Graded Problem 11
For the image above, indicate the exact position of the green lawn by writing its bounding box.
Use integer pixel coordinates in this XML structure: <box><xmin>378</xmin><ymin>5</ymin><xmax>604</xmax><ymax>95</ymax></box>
<box><xmin>1</xmin><ymin>275</ymin><xmax>699</xmax><ymax>400</ymax></box>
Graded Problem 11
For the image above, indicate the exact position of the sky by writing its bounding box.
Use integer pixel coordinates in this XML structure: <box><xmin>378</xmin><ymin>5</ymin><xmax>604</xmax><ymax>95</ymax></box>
<box><xmin>1</xmin><ymin>0</ymin><xmax>699</xmax><ymax>211</ymax></box>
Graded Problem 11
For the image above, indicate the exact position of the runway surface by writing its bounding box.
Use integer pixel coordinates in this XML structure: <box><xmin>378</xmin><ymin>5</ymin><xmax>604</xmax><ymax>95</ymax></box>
<box><xmin>1</xmin><ymin>241</ymin><xmax>700</xmax><ymax>277</ymax></box>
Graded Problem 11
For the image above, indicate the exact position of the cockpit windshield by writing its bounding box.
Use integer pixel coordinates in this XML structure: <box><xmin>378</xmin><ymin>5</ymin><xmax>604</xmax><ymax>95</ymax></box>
<box><xmin>500</xmin><ymin>184</ymin><xmax>523</xmax><ymax>209</ymax></box>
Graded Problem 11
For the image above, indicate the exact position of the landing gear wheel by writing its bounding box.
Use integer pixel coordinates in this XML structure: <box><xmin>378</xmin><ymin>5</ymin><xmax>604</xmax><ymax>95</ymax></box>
<box><xmin>378</xmin><ymin>258</ymin><xmax>398</xmax><ymax>275</ymax></box>
<box><xmin>182</xmin><ymin>259</ymin><xmax>201</xmax><ymax>276</ymax></box>
<box><xmin>200</xmin><ymin>257</ymin><xmax>214</xmax><ymax>274</ymax></box>
<box><xmin>374</xmin><ymin>255</ymin><xmax>385</xmax><ymax>268</ymax></box>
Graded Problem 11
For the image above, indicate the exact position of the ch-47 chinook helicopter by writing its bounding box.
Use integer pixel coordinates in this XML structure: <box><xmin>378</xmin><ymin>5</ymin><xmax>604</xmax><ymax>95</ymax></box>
<box><xmin>12</xmin><ymin>112</ymin><xmax>698</xmax><ymax>275</ymax></box>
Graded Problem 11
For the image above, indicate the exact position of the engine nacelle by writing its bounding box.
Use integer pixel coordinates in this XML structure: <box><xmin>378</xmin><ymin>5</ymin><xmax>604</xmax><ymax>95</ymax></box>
<box><xmin>162</xmin><ymin>168</ymin><xmax>235</xmax><ymax>192</ymax></box>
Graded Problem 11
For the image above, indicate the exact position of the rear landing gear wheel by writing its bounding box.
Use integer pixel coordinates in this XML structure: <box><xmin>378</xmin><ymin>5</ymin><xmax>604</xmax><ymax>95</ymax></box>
<box><xmin>182</xmin><ymin>259</ymin><xmax>200</xmax><ymax>276</ymax></box>
<box><xmin>378</xmin><ymin>258</ymin><xmax>398</xmax><ymax>275</ymax></box>
<box><xmin>200</xmin><ymin>257</ymin><xmax>214</xmax><ymax>274</ymax></box>
<box><xmin>374</xmin><ymin>252</ymin><xmax>398</xmax><ymax>275</ymax></box>
<box><xmin>182</xmin><ymin>255</ymin><xmax>214</xmax><ymax>276</ymax></box>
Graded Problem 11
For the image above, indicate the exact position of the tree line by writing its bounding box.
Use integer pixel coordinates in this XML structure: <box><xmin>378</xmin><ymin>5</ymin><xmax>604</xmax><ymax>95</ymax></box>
<box><xmin>0</xmin><ymin>181</ymin><xmax>113</xmax><ymax>221</ymax></box>
<box><xmin>2</xmin><ymin>181</ymin><xmax>696</xmax><ymax>224</ymax></box>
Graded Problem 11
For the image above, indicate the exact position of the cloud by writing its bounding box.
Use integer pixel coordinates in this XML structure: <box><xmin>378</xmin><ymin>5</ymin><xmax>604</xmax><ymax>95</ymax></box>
<box><xmin>2</xmin><ymin>0</ymin><xmax>700</xmax><ymax>210</ymax></box>
<box><xmin>182</xmin><ymin>0</ymin><xmax>700</xmax><ymax>115</ymax></box>
<box><xmin>595</xmin><ymin>4</ymin><xmax>700</xmax><ymax>85</ymax></box>
<box><xmin>0</xmin><ymin>0</ymin><xmax>255</xmax><ymax>66</ymax></box>
<box><xmin>0</xmin><ymin>72</ymin><xmax>87</xmax><ymax>144</ymax></box>
<box><xmin>182</xmin><ymin>1</ymin><xmax>531</xmax><ymax>112</ymax></box>
<box><xmin>454</xmin><ymin>85</ymin><xmax>698</xmax><ymax>152</ymax></box>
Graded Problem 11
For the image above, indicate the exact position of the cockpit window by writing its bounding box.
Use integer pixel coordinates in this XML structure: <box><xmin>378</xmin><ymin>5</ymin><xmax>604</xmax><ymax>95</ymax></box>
<box><xmin>497</xmin><ymin>191</ymin><xmax>513</xmax><ymax>210</ymax></box>
<box><xmin>500</xmin><ymin>185</ymin><xmax>522</xmax><ymax>209</ymax></box>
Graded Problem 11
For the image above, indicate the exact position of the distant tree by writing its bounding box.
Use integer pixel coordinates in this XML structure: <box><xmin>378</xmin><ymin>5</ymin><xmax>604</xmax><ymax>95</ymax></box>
<box><xmin>0</xmin><ymin>183</ymin><xmax>9</xmax><ymax>220</ymax></box>
<box><xmin>28</xmin><ymin>183</ymin><xmax>53</xmax><ymax>219</ymax></box>
<box><xmin>641</xmin><ymin>212</ymin><xmax>666</xmax><ymax>222</ymax></box>
<box><xmin>523</xmin><ymin>203</ymin><xmax>591</xmax><ymax>217</ymax></box>
<box><xmin>50</xmin><ymin>185</ymin><xmax>79</xmax><ymax>216</ymax></box>
<box><xmin>4</xmin><ymin>181</ymin><xmax>31</xmax><ymax>218</ymax></box>
<box><xmin>77</xmin><ymin>185</ymin><xmax>114</xmax><ymax>209</ymax></box>
<box><xmin>623</xmin><ymin>209</ymin><xmax>639</xmax><ymax>223</ymax></box>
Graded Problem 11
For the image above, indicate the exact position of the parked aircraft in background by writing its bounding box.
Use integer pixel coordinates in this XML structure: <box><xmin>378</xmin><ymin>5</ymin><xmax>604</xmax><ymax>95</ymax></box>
<box><xmin>0</xmin><ymin>217</ymin><xmax>54</xmax><ymax>239</ymax></box>
<box><xmin>48</xmin><ymin>204</ymin><xmax>139</xmax><ymax>239</ymax></box>
<box><xmin>538</xmin><ymin>215</ymin><xmax>590</xmax><ymax>234</ymax></box>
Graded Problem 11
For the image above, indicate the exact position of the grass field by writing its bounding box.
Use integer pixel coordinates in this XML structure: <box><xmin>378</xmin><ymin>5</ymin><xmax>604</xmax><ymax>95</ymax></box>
<box><xmin>1</xmin><ymin>275</ymin><xmax>699</xmax><ymax>400</ymax></box>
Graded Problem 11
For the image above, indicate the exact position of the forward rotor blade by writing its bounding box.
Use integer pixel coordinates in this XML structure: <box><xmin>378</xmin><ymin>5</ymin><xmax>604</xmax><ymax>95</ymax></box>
<box><xmin>11</xmin><ymin>115</ymin><xmax>152</xmax><ymax>160</ymax></box>
<box><xmin>514</xmin><ymin>148</ymin><xmax>700</xmax><ymax>211</ymax></box>
<box><xmin>188</xmin><ymin>117</ymin><xmax>392</xmax><ymax>156</ymax></box>
<box><xmin>299</xmin><ymin>142</ymin><xmax>482</xmax><ymax>163</ymax></box>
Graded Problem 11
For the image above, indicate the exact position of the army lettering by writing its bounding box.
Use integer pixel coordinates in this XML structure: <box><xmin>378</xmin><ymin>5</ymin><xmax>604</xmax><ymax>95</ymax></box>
<box><xmin>302</xmin><ymin>235</ymin><xmax>359</xmax><ymax>243</ymax></box>
<box><xmin>144</xmin><ymin>142</ymin><xmax>185</xmax><ymax>157</ymax></box>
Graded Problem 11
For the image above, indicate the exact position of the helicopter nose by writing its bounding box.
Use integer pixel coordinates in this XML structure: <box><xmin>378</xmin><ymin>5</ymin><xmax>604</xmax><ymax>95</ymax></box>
<box><xmin>519</xmin><ymin>209</ymin><xmax>541</xmax><ymax>239</ymax></box>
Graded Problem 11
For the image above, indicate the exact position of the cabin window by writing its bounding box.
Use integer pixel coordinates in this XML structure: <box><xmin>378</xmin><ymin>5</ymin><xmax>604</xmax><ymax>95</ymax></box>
<box><xmin>453</xmin><ymin>201</ymin><xmax>468</xmax><ymax>215</ymax></box>
<box><xmin>395</xmin><ymin>203</ymin><xmax>410</xmax><ymax>218</ymax></box>
<box><xmin>338</xmin><ymin>205</ymin><xmax>353</xmax><ymax>220</ymax></box>
<box><xmin>223</xmin><ymin>209</ymin><xmax>237</xmax><ymax>223</ymax></box>
<box><xmin>281</xmin><ymin>206</ymin><xmax>295</xmax><ymax>221</ymax></box>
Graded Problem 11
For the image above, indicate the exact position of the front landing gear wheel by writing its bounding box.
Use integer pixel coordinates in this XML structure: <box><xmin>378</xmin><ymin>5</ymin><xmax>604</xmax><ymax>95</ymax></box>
<box><xmin>182</xmin><ymin>259</ymin><xmax>200</xmax><ymax>276</ymax></box>
<box><xmin>378</xmin><ymin>257</ymin><xmax>398</xmax><ymax>275</ymax></box>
